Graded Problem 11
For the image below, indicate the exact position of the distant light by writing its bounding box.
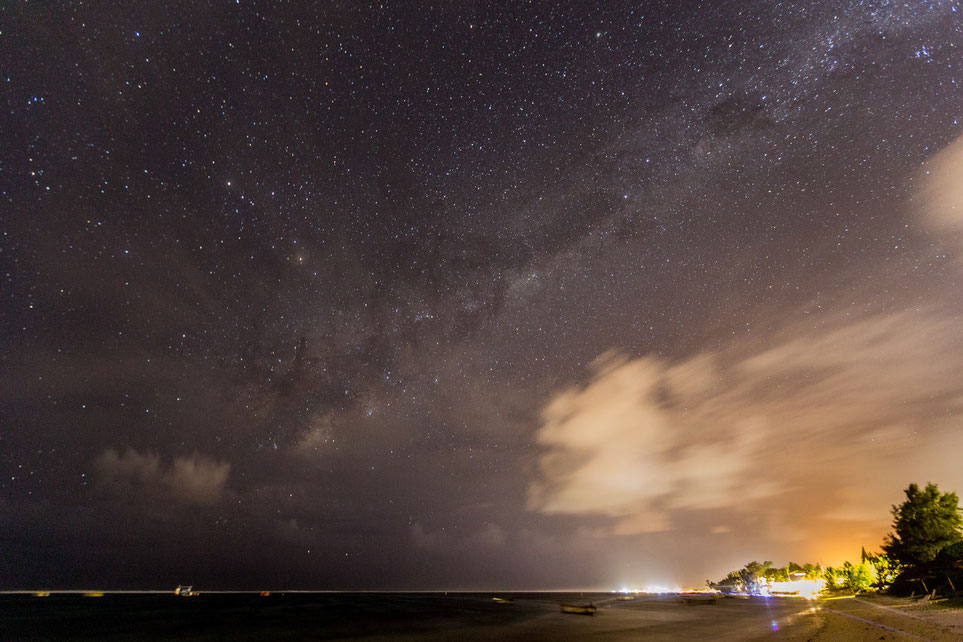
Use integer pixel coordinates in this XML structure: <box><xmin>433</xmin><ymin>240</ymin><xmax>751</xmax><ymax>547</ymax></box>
<box><xmin>639</xmin><ymin>585</ymin><xmax>681</xmax><ymax>594</ymax></box>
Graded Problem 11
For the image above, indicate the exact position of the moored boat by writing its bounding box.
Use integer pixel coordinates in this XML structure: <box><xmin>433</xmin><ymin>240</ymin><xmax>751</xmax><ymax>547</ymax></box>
<box><xmin>560</xmin><ymin>603</ymin><xmax>597</xmax><ymax>615</ymax></box>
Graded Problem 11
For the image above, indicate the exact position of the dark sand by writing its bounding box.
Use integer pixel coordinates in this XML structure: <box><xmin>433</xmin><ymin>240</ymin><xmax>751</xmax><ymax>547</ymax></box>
<box><xmin>2</xmin><ymin>592</ymin><xmax>961</xmax><ymax>640</ymax></box>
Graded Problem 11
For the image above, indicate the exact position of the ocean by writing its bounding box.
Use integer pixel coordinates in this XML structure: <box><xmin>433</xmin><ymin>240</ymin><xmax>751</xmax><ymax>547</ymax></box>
<box><xmin>0</xmin><ymin>591</ymin><xmax>823</xmax><ymax>640</ymax></box>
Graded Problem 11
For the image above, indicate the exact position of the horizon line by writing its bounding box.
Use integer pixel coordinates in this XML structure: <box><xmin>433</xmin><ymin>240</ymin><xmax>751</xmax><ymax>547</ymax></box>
<box><xmin>0</xmin><ymin>587</ymin><xmax>673</xmax><ymax>595</ymax></box>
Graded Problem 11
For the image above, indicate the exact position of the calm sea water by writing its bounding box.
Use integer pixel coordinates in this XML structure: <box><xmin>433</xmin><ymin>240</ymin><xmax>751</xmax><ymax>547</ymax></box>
<box><xmin>0</xmin><ymin>592</ymin><xmax>620</xmax><ymax>640</ymax></box>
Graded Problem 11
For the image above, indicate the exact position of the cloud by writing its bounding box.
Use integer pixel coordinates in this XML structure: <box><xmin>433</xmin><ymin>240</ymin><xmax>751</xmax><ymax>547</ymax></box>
<box><xmin>528</xmin><ymin>133</ymin><xmax>963</xmax><ymax>547</ymax></box>
<box><xmin>95</xmin><ymin>447</ymin><xmax>230</xmax><ymax>506</ymax></box>
<box><xmin>409</xmin><ymin>521</ymin><xmax>507</xmax><ymax>554</ymax></box>
<box><xmin>528</xmin><ymin>308</ymin><xmax>963</xmax><ymax>538</ymax></box>
<box><xmin>920</xmin><ymin>134</ymin><xmax>963</xmax><ymax>234</ymax></box>
<box><xmin>275</xmin><ymin>517</ymin><xmax>315</xmax><ymax>547</ymax></box>
<box><xmin>467</xmin><ymin>522</ymin><xmax>507</xmax><ymax>549</ymax></box>
<box><xmin>704</xmin><ymin>93</ymin><xmax>773</xmax><ymax>137</ymax></box>
<box><xmin>410</xmin><ymin>522</ymin><xmax>450</xmax><ymax>551</ymax></box>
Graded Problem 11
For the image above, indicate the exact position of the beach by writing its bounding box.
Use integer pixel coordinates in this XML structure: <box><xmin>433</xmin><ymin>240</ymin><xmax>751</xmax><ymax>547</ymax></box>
<box><xmin>2</xmin><ymin>592</ymin><xmax>962</xmax><ymax>640</ymax></box>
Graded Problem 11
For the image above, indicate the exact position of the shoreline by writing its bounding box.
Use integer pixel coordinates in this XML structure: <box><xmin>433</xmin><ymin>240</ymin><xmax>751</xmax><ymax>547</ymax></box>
<box><xmin>2</xmin><ymin>591</ymin><xmax>962</xmax><ymax>640</ymax></box>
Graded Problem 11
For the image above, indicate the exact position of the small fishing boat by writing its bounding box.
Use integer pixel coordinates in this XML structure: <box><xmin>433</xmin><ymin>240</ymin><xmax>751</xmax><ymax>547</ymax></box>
<box><xmin>491</xmin><ymin>597</ymin><xmax>513</xmax><ymax>604</ymax></box>
<box><xmin>560</xmin><ymin>603</ymin><xmax>597</xmax><ymax>615</ymax></box>
<box><xmin>174</xmin><ymin>586</ymin><xmax>198</xmax><ymax>596</ymax></box>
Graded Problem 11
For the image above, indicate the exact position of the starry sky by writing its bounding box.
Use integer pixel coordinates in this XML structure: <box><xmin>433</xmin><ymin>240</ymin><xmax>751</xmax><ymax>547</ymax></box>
<box><xmin>2</xmin><ymin>1</ymin><xmax>963</xmax><ymax>591</ymax></box>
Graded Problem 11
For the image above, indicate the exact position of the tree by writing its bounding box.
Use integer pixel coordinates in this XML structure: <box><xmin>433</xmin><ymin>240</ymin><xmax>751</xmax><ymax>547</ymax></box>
<box><xmin>883</xmin><ymin>483</ymin><xmax>963</xmax><ymax>568</ymax></box>
<box><xmin>801</xmin><ymin>563</ymin><xmax>823</xmax><ymax>580</ymax></box>
<box><xmin>843</xmin><ymin>561</ymin><xmax>876</xmax><ymax>593</ymax></box>
<box><xmin>767</xmin><ymin>565</ymin><xmax>790</xmax><ymax>582</ymax></box>
<box><xmin>823</xmin><ymin>566</ymin><xmax>845</xmax><ymax>591</ymax></box>
<box><xmin>738</xmin><ymin>560</ymin><xmax>772</xmax><ymax>594</ymax></box>
<box><xmin>861</xmin><ymin>548</ymin><xmax>899</xmax><ymax>588</ymax></box>
<box><xmin>936</xmin><ymin>540</ymin><xmax>963</xmax><ymax>566</ymax></box>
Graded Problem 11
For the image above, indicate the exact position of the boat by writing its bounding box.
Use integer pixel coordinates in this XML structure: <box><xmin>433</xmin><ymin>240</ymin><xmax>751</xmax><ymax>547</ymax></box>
<box><xmin>616</xmin><ymin>595</ymin><xmax>635</xmax><ymax>601</ymax></box>
<box><xmin>491</xmin><ymin>597</ymin><xmax>513</xmax><ymax>604</ymax></box>
<box><xmin>174</xmin><ymin>585</ymin><xmax>198</xmax><ymax>596</ymax></box>
<box><xmin>560</xmin><ymin>603</ymin><xmax>597</xmax><ymax>615</ymax></box>
<box><xmin>260</xmin><ymin>591</ymin><xmax>272</xmax><ymax>597</ymax></box>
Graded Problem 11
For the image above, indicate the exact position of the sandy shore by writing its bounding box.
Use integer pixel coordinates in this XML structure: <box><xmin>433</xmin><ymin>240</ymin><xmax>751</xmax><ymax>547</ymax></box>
<box><xmin>810</xmin><ymin>595</ymin><xmax>963</xmax><ymax>641</ymax></box>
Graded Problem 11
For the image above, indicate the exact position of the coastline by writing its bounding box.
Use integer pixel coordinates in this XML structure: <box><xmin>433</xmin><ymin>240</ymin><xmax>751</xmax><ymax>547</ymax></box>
<box><xmin>2</xmin><ymin>591</ymin><xmax>962</xmax><ymax>640</ymax></box>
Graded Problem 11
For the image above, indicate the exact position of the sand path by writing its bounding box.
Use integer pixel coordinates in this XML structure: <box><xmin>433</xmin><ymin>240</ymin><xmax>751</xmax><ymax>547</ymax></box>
<box><xmin>810</xmin><ymin>596</ymin><xmax>963</xmax><ymax>641</ymax></box>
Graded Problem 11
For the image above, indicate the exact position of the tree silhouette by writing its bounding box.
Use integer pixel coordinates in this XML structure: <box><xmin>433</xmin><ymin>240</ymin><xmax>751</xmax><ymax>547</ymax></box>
<box><xmin>883</xmin><ymin>483</ymin><xmax>963</xmax><ymax>567</ymax></box>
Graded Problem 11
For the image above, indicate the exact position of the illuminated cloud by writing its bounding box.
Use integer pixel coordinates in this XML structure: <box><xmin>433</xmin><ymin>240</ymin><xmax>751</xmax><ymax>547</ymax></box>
<box><xmin>921</xmin><ymin>134</ymin><xmax>963</xmax><ymax>233</ymax></box>
<box><xmin>529</xmin><ymin>133</ymin><xmax>963</xmax><ymax>549</ymax></box>
<box><xmin>94</xmin><ymin>447</ymin><xmax>231</xmax><ymax>506</ymax></box>
<box><xmin>528</xmin><ymin>308</ymin><xmax>963</xmax><ymax>538</ymax></box>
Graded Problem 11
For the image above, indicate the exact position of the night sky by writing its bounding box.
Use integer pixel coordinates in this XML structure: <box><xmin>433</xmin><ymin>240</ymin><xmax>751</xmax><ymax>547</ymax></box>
<box><xmin>3</xmin><ymin>1</ymin><xmax>963</xmax><ymax>591</ymax></box>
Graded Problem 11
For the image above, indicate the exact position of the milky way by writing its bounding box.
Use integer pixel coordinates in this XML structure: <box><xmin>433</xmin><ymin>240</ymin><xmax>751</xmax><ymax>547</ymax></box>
<box><xmin>2</xmin><ymin>1</ymin><xmax>962</xmax><ymax>589</ymax></box>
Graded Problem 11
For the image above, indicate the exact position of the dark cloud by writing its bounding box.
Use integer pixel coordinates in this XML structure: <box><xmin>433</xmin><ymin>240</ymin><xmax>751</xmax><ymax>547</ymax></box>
<box><xmin>705</xmin><ymin>93</ymin><xmax>774</xmax><ymax>137</ymax></box>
